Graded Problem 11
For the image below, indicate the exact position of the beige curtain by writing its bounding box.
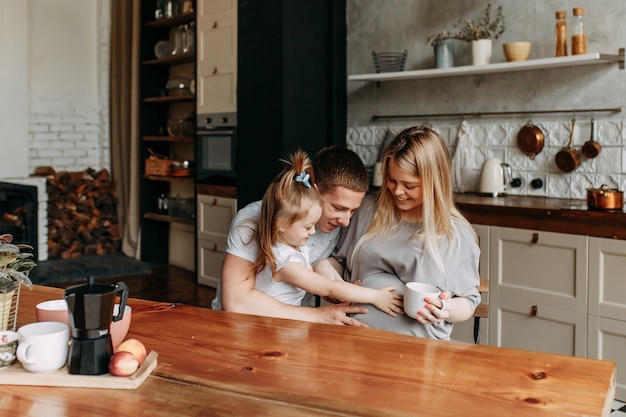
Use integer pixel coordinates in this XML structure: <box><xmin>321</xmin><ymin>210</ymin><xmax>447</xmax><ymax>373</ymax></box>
<box><xmin>110</xmin><ymin>0</ymin><xmax>142</xmax><ymax>259</ymax></box>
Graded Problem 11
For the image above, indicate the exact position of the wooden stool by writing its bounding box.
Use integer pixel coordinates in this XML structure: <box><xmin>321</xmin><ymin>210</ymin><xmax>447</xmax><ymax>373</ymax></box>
<box><xmin>473</xmin><ymin>278</ymin><xmax>489</xmax><ymax>344</ymax></box>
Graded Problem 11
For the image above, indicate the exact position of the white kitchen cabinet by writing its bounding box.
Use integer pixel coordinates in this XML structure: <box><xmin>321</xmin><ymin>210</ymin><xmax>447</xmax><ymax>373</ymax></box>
<box><xmin>451</xmin><ymin>224</ymin><xmax>489</xmax><ymax>345</ymax></box>
<box><xmin>588</xmin><ymin>237</ymin><xmax>626</xmax><ymax>401</ymax></box>
<box><xmin>196</xmin><ymin>194</ymin><xmax>237</xmax><ymax>287</ymax></box>
<box><xmin>488</xmin><ymin>227</ymin><xmax>588</xmax><ymax>357</ymax></box>
<box><xmin>196</xmin><ymin>0</ymin><xmax>237</xmax><ymax>115</ymax></box>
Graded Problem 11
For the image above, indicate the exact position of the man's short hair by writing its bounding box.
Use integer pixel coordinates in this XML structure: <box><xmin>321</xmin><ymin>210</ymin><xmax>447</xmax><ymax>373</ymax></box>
<box><xmin>313</xmin><ymin>146</ymin><xmax>369</xmax><ymax>194</ymax></box>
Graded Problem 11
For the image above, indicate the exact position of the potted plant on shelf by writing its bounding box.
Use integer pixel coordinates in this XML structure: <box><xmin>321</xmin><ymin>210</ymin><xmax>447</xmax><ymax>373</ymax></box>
<box><xmin>0</xmin><ymin>234</ymin><xmax>36</xmax><ymax>331</ymax></box>
<box><xmin>426</xmin><ymin>30</ymin><xmax>458</xmax><ymax>69</ymax></box>
<box><xmin>454</xmin><ymin>4</ymin><xmax>505</xmax><ymax>65</ymax></box>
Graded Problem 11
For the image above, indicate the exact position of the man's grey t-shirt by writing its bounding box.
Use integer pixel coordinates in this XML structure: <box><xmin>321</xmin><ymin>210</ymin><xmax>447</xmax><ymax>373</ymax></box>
<box><xmin>210</xmin><ymin>201</ymin><xmax>340</xmax><ymax>310</ymax></box>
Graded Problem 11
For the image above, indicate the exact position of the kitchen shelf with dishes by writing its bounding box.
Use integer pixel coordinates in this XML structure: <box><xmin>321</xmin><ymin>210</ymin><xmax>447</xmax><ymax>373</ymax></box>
<box><xmin>143</xmin><ymin>54</ymin><xmax>195</xmax><ymax>66</ymax></box>
<box><xmin>139</xmin><ymin>6</ymin><xmax>197</xmax><ymax>266</ymax></box>
<box><xmin>143</xmin><ymin>95</ymin><xmax>195</xmax><ymax>104</ymax></box>
<box><xmin>348</xmin><ymin>50</ymin><xmax>625</xmax><ymax>83</ymax></box>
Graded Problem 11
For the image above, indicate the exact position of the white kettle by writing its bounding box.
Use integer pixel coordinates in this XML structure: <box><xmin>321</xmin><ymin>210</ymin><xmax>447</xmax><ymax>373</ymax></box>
<box><xmin>479</xmin><ymin>158</ymin><xmax>511</xmax><ymax>197</ymax></box>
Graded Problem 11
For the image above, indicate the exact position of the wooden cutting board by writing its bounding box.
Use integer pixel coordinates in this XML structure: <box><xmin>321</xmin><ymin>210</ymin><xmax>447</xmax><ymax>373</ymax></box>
<box><xmin>0</xmin><ymin>350</ymin><xmax>157</xmax><ymax>389</ymax></box>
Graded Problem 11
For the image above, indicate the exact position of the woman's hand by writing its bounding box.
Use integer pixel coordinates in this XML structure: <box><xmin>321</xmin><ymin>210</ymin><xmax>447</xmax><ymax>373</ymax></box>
<box><xmin>415</xmin><ymin>290</ymin><xmax>451</xmax><ymax>324</ymax></box>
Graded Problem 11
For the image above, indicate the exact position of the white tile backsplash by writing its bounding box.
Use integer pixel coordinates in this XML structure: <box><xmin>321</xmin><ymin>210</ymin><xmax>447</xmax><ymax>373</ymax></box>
<box><xmin>347</xmin><ymin>118</ymin><xmax>626</xmax><ymax>200</ymax></box>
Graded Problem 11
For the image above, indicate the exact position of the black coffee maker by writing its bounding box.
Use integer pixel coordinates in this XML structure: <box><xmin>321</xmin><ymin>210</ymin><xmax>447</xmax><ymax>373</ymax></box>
<box><xmin>64</xmin><ymin>277</ymin><xmax>129</xmax><ymax>375</ymax></box>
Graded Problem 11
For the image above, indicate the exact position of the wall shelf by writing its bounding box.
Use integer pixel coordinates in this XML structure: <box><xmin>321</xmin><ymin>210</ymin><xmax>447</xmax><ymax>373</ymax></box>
<box><xmin>143</xmin><ymin>135</ymin><xmax>194</xmax><ymax>143</ymax></box>
<box><xmin>143</xmin><ymin>95</ymin><xmax>195</xmax><ymax>103</ymax></box>
<box><xmin>144</xmin><ymin>213</ymin><xmax>194</xmax><ymax>226</ymax></box>
<box><xmin>143</xmin><ymin>175</ymin><xmax>194</xmax><ymax>183</ymax></box>
<box><xmin>348</xmin><ymin>51</ymin><xmax>625</xmax><ymax>83</ymax></box>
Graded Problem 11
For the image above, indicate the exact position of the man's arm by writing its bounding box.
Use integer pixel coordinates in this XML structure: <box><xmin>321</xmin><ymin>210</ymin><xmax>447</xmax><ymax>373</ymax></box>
<box><xmin>220</xmin><ymin>253</ymin><xmax>369</xmax><ymax>326</ymax></box>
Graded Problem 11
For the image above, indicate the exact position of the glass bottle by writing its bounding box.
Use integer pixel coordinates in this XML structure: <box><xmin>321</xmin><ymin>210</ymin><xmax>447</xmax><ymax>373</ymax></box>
<box><xmin>155</xmin><ymin>0</ymin><xmax>166</xmax><ymax>19</ymax></box>
<box><xmin>172</xmin><ymin>25</ymin><xmax>186</xmax><ymax>56</ymax></box>
<box><xmin>184</xmin><ymin>22</ymin><xmax>195</xmax><ymax>54</ymax></box>
<box><xmin>164</xmin><ymin>0</ymin><xmax>180</xmax><ymax>18</ymax></box>
<box><xmin>555</xmin><ymin>11</ymin><xmax>567</xmax><ymax>57</ymax></box>
<box><xmin>571</xmin><ymin>7</ymin><xmax>587</xmax><ymax>55</ymax></box>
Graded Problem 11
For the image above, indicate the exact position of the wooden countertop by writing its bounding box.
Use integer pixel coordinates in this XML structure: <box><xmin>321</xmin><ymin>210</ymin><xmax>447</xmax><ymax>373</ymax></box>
<box><xmin>454</xmin><ymin>193</ymin><xmax>626</xmax><ymax>239</ymax></box>
<box><xmin>5</xmin><ymin>285</ymin><xmax>616</xmax><ymax>417</ymax></box>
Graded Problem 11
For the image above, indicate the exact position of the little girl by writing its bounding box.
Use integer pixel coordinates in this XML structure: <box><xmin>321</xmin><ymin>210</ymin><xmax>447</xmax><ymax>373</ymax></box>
<box><xmin>249</xmin><ymin>150</ymin><xmax>402</xmax><ymax>317</ymax></box>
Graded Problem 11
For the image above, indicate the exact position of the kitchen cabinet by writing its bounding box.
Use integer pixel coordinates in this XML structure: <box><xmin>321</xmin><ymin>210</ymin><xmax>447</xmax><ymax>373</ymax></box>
<box><xmin>349</xmin><ymin>51</ymin><xmax>624</xmax><ymax>83</ymax></box>
<box><xmin>196</xmin><ymin>189</ymin><xmax>237</xmax><ymax>287</ymax></box>
<box><xmin>197</xmin><ymin>0</ymin><xmax>237</xmax><ymax>115</ymax></box>
<box><xmin>139</xmin><ymin>8</ymin><xmax>196</xmax><ymax>267</ymax></box>
<box><xmin>450</xmin><ymin>224</ymin><xmax>490</xmax><ymax>345</ymax></box>
<box><xmin>488</xmin><ymin>227</ymin><xmax>588</xmax><ymax>357</ymax></box>
<box><xmin>588</xmin><ymin>237</ymin><xmax>626</xmax><ymax>401</ymax></box>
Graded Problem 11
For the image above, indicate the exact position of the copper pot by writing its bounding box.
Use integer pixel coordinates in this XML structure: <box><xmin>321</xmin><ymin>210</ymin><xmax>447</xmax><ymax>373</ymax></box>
<box><xmin>517</xmin><ymin>121</ymin><xmax>544</xmax><ymax>160</ymax></box>
<box><xmin>581</xmin><ymin>118</ymin><xmax>601</xmax><ymax>159</ymax></box>
<box><xmin>555</xmin><ymin>119</ymin><xmax>581</xmax><ymax>173</ymax></box>
<box><xmin>586</xmin><ymin>184</ymin><xmax>624</xmax><ymax>211</ymax></box>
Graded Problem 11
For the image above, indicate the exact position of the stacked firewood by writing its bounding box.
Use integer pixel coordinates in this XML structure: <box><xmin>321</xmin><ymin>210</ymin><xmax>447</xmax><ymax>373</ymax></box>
<box><xmin>39</xmin><ymin>167</ymin><xmax>121</xmax><ymax>259</ymax></box>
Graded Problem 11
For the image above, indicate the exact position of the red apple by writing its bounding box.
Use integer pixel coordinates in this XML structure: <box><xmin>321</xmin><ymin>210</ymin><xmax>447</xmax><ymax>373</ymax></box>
<box><xmin>116</xmin><ymin>338</ymin><xmax>147</xmax><ymax>366</ymax></box>
<box><xmin>109</xmin><ymin>351</ymin><xmax>139</xmax><ymax>376</ymax></box>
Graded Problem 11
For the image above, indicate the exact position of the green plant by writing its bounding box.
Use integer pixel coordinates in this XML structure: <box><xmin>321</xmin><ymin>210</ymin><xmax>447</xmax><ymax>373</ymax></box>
<box><xmin>0</xmin><ymin>234</ymin><xmax>36</xmax><ymax>290</ymax></box>
<box><xmin>454</xmin><ymin>4</ymin><xmax>505</xmax><ymax>42</ymax></box>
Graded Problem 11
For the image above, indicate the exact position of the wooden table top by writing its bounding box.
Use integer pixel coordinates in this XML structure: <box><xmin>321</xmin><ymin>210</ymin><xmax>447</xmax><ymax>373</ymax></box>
<box><xmin>4</xmin><ymin>285</ymin><xmax>616</xmax><ymax>417</ymax></box>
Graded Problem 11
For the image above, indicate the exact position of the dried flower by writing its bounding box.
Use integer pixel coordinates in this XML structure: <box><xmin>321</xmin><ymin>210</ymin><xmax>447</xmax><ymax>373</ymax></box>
<box><xmin>426</xmin><ymin>30</ymin><xmax>458</xmax><ymax>48</ymax></box>
<box><xmin>454</xmin><ymin>4</ymin><xmax>505</xmax><ymax>42</ymax></box>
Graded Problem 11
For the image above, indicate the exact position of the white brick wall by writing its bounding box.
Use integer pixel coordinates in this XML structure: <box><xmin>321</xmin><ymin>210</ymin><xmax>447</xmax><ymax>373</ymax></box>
<box><xmin>28</xmin><ymin>107</ymin><xmax>110</xmax><ymax>174</ymax></box>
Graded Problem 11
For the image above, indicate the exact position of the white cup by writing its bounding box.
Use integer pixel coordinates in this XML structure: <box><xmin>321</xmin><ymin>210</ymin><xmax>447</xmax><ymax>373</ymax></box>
<box><xmin>17</xmin><ymin>321</ymin><xmax>69</xmax><ymax>373</ymax></box>
<box><xmin>404</xmin><ymin>282</ymin><xmax>442</xmax><ymax>319</ymax></box>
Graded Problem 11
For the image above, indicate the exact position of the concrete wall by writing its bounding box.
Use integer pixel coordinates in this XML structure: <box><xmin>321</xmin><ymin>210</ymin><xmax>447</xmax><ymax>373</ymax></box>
<box><xmin>346</xmin><ymin>0</ymin><xmax>626</xmax><ymax>199</ymax></box>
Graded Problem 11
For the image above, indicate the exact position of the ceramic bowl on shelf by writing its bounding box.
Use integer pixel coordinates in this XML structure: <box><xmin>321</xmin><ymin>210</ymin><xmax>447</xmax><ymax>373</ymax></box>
<box><xmin>503</xmin><ymin>42</ymin><xmax>532</xmax><ymax>62</ymax></box>
<box><xmin>167</xmin><ymin>118</ymin><xmax>194</xmax><ymax>137</ymax></box>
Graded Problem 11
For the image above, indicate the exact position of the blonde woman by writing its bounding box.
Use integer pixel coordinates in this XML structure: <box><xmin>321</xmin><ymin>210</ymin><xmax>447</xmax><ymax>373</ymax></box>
<box><xmin>330</xmin><ymin>126</ymin><xmax>481</xmax><ymax>339</ymax></box>
<box><xmin>250</xmin><ymin>150</ymin><xmax>402</xmax><ymax>316</ymax></box>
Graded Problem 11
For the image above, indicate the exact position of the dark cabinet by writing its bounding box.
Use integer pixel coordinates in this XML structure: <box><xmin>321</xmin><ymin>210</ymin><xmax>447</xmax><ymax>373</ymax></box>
<box><xmin>236</xmin><ymin>0</ymin><xmax>347</xmax><ymax>208</ymax></box>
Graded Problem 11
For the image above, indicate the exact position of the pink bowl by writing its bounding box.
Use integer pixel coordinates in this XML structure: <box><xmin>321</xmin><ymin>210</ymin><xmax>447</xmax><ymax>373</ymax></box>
<box><xmin>36</xmin><ymin>300</ymin><xmax>69</xmax><ymax>324</ymax></box>
<box><xmin>110</xmin><ymin>304</ymin><xmax>132</xmax><ymax>347</ymax></box>
<box><xmin>36</xmin><ymin>301</ymin><xmax>131</xmax><ymax>347</ymax></box>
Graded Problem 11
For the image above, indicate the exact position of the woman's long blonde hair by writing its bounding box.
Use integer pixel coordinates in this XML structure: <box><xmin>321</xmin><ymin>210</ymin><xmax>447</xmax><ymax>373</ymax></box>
<box><xmin>356</xmin><ymin>126</ymin><xmax>475</xmax><ymax>280</ymax></box>
<box><xmin>252</xmin><ymin>150</ymin><xmax>321</xmax><ymax>277</ymax></box>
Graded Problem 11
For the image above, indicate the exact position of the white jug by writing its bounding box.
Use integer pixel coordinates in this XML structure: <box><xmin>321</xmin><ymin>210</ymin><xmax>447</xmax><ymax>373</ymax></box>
<box><xmin>479</xmin><ymin>158</ymin><xmax>511</xmax><ymax>197</ymax></box>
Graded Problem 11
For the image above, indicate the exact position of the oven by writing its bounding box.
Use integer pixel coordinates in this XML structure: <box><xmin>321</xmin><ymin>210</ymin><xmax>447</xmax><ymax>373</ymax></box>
<box><xmin>196</xmin><ymin>112</ymin><xmax>237</xmax><ymax>180</ymax></box>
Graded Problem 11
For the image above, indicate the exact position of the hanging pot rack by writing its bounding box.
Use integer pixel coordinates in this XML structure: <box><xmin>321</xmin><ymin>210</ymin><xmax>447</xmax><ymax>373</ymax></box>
<box><xmin>370</xmin><ymin>107</ymin><xmax>622</xmax><ymax>122</ymax></box>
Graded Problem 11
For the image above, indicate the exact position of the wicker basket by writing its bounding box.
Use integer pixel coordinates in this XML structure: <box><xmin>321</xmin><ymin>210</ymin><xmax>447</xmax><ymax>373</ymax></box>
<box><xmin>372</xmin><ymin>50</ymin><xmax>408</xmax><ymax>73</ymax></box>
<box><xmin>0</xmin><ymin>283</ymin><xmax>20</xmax><ymax>332</ymax></box>
<box><xmin>145</xmin><ymin>158</ymin><xmax>174</xmax><ymax>176</ymax></box>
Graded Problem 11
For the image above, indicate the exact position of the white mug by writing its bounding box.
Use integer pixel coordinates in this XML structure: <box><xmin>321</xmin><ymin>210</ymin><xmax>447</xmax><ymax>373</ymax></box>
<box><xmin>404</xmin><ymin>282</ymin><xmax>441</xmax><ymax>319</ymax></box>
<box><xmin>17</xmin><ymin>321</ymin><xmax>69</xmax><ymax>373</ymax></box>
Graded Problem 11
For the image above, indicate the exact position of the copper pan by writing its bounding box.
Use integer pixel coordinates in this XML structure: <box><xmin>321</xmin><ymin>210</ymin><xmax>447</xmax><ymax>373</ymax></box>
<box><xmin>581</xmin><ymin>118</ymin><xmax>602</xmax><ymax>159</ymax></box>
<box><xmin>555</xmin><ymin>119</ymin><xmax>581</xmax><ymax>173</ymax></box>
<box><xmin>517</xmin><ymin>120</ymin><xmax>544</xmax><ymax>159</ymax></box>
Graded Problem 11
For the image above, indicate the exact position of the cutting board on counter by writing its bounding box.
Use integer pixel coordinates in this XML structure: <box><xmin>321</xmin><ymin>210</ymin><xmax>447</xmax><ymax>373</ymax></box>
<box><xmin>0</xmin><ymin>350</ymin><xmax>157</xmax><ymax>389</ymax></box>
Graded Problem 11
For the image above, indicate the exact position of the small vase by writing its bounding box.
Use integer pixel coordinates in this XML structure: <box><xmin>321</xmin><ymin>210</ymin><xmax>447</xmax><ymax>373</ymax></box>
<box><xmin>434</xmin><ymin>39</ymin><xmax>455</xmax><ymax>68</ymax></box>
<box><xmin>471</xmin><ymin>39</ymin><xmax>492</xmax><ymax>65</ymax></box>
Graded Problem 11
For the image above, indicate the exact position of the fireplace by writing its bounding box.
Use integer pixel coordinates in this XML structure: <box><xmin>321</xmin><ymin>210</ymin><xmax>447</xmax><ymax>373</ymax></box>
<box><xmin>0</xmin><ymin>182</ymin><xmax>38</xmax><ymax>260</ymax></box>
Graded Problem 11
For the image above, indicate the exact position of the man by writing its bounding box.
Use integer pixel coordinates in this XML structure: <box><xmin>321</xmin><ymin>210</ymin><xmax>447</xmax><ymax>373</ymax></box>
<box><xmin>211</xmin><ymin>146</ymin><xmax>370</xmax><ymax>326</ymax></box>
